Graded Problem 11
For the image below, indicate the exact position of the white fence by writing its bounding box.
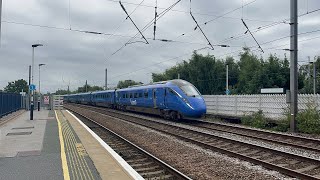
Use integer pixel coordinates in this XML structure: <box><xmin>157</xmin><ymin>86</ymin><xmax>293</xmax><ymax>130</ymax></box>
<box><xmin>52</xmin><ymin>95</ymin><xmax>64</xmax><ymax>110</ymax></box>
<box><xmin>203</xmin><ymin>94</ymin><xmax>320</xmax><ymax>120</ymax></box>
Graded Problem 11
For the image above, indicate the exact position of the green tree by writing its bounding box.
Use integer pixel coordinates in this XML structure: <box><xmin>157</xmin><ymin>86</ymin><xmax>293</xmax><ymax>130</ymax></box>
<box><xmin>55</xmin><ymin>89</ymin><xmax>70</xmax><ymax>95</ymax></box>
<box><xmin>76</xmin><ymin>84</ymin><xmax>103</xmax><ymax>93</ymax></box>
<box><xmin>117</xmin><ymin>80</ymin><xmax>142</xmax><ymax>89</ymax></box>
<box><xmin>150</xmin><ymin>47</ymin><xmax>310</xmax><ymax>95</ymax></box>
<box><xmin>4</xmin><ymin>79</ymin><xmax>28</xmax><ymax>94</ymax></box>
<box><xmin>152</xmin><ymin>52</ymin><xmax>228</xmax><ymax>94</ymax></box>
<box><xmin>236</xmin><ymin>48</ymin><xmax>263</xmax><ymax>94</ymax></box>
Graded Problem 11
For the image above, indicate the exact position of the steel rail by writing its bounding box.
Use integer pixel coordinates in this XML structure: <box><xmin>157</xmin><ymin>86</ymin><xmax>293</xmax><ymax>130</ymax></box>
<box><xmin>184</xmin><ymin>119</ymin><xmax>320</xmax><ymax>153</ymax></box>
<box><xmin>65</xmin><ymin>104</ymin><xmax>320</xmax><ymax>180</ymax></box>
<box><xmin>68</xmin><ymin>107</ymin><xmax>192</xmax><ymax>180</ymax></box>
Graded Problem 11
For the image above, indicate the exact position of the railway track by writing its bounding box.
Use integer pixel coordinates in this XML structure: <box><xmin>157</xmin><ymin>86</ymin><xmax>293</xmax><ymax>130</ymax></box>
<box><xmin>182</xmin><ymin>119</ymin><xmax>320</xmax><ymax>153</ymax></box>
<box><xmin>65</xmin><ymin>103</ymin><xmax>320</xmax><ymax>179</ymax></box>
<box><xmin>69</xmin><ymin>109</ymin><xmax>192</xmax><ymax>180</ymax></box>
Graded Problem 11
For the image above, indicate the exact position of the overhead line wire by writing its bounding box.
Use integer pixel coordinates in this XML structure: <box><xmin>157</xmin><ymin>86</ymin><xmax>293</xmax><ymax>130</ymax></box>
<box><xmin>203</xmin><ymin>0</ymin><xmax>258</xmax><ymax>25</ymax></box>
<box><xmin>110</xmin><ymin>32</ymin><xmax>320</xmax><ymax>81</ymax></box>
<box><xmin>241</xmin><ymin>18</ymin><xmax>264</xmax><ymax>53</ymax></box>
<box><xmin>106</xmin><ymin>0</ymin><xmax>181</xmax><ymax>61</ymax></box>
<box><xmin>190</xmin><ymin>11</ymin><xmax>214</xmax><ymax>50</ymax></box>
<box><xmin>218</xmin><ymin>7</ymin><xmax>320</xmax><ymax>44</ymax></box>
<box><xmin>119</xmin><ymin>1</ymin><xmax>149</xmax><ymax>44</ymax></box>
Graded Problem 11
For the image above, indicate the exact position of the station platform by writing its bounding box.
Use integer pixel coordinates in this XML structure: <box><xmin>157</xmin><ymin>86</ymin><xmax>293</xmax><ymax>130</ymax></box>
<box><xmin>0</xmin><ymin>109</ymin><xmax>142</xmax><ymax>180</ymax></box>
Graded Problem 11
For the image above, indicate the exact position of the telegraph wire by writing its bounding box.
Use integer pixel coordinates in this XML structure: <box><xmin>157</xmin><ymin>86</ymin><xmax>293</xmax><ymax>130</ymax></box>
<box><xmin>203</xmin><ymin>0</ymin><xmax>258</xmax><ymax>25</ymax></box>
<box><xmin>189</xmin><ymin>0</ymin><xmax>214</xmax><ymax>49</ymax></box>
<box><xmin>190</xmin><ymin>11</ymin><xmax>214</xmax><ymax>50</ymax></box>
<box><xmin>119</xmin><ymin>1</ymin><xmax>149</xmax><ymax>44</ymax></box>
<box><xmin>1</xmin><ymin>20</ymin><xmax>214</xmax><ymax>47</ymax></box>
<box><xmin>69</xmin><ymin>0</ymin><xmax>71</xmax><ymax>30</ymax></box>
<box><xmin>241</xmin><ymin>18</ymin><xmax>264</xmax><ymax>53</ymax></box>
<box><xmin>110</xmin><ymin>33</ymin><xmax>320</xmax><ymax>81</ymax></box>
<box><xmin>109</xmin><ymin>46</ymin><xmax>208</xmax><ymax>80</ymax></box>
<box><xmin>219</xmin><ymin>7</ymin><xmax>320</xmax><ymax>44</ymax></box>
<box><xmin>106</xmin><ymin>0</ymin><xmax>181</xmax><ymax>61</ymax></box>
<box><xmin>216</xmin><ymin>32</ymin><xmax>320</xmax><ymax>58</ymax></box>
<box><xmin>108</xmin><ymin>0</ymin><xmax>145</xmax><ymax>38</ymax></box>
<box><xmin>106</xmin><ymin>0</ymin><xmax>282</xmax><ymax>24</ymax></box>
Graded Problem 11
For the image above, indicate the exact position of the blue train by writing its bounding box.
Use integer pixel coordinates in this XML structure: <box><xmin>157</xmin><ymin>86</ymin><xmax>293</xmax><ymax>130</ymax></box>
<box><xmin>64</xmin><ymin>79</ymin><xmax>206</xmax><ymax>119</ymax></box>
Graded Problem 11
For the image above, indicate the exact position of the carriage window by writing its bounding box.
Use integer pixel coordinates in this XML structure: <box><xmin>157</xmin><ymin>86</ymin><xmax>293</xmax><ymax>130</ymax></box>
<box><xmin>130</xmin><ymin>93</ymin><xmax>133</xmax><ymax>98</ymax></box>
<box><xmin>169</xmin><ymin>88</ymin><xmax>175</xmax><ymax>94</ymax></box>
<box><xmin>139</xmin><ymin>93</ymin><xmax>143</xmax><ymax>98</ymax></box>
<box><xmin>144</xmin><ymin>92</ymin><xmax>148</xmax><ymax>98</ymax></box>
<box><xmin>122</xmin><ymin>94</ymin><xmax>125</xmax><ymax>98</ymax></box>
<box><xmin>134</xmin><ymin>93</ymin><xmax>138</xmax><ymax>98</ymax></box>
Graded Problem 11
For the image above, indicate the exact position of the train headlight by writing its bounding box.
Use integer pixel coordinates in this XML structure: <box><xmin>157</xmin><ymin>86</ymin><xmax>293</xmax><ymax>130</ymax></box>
<box><xmin>182</xmin><ymin>98</ymin><xmax>189</xmax><ymax>103</ymax></box>
<box><xmin>182</xmin><ymin>98</ymin><xmax>194</xmax><ymax>109</ymax></box>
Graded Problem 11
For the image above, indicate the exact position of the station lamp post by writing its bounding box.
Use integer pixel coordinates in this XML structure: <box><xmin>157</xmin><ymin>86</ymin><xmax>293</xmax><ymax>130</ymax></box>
<box><xmin>38</xmin><ymin>63</ymin><xmax>45</xmax><ymax>111</ymax></box>
<box><xmin>30</xmin><ymin>44</ymin><xmax>43</xmax><ymax>120</ymax></box>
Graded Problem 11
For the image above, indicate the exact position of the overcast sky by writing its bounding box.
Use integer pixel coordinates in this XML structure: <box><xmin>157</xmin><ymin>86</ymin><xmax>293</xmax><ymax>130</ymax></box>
<box><xmin>0</xmin><ymin>0</ymin><xmax>319</xmax><ymax>93</ymax></box>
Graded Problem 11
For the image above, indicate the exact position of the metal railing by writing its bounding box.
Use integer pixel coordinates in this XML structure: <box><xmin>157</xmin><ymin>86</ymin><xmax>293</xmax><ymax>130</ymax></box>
<box><xmin>0</xmin><ymin>92</ymin><xmax>22</xmax><ymax>118</ymax></box>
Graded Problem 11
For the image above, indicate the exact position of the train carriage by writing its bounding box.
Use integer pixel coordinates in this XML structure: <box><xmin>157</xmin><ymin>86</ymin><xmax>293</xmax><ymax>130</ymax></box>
<box><xmin>64</xmin><ymin>79</ymin><xmax>206</xmax><ymax>119</ymax></box>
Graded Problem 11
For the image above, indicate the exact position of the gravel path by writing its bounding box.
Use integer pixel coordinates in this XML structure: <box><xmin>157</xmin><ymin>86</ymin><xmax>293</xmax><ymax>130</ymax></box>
<box><xmin>72</xmin><ymin>107</ymin><xmax>290</xmax><ymax>180</ymax></box>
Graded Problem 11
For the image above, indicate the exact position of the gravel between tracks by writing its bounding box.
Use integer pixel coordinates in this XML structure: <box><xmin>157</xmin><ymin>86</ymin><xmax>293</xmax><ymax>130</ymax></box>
<box><xmin>100</xmin><ymin>109</ymin><xmax>320</xmax><ymax>160</ymax></box>
<box><xmin>75</xmin><ymin>109</ymin><xmax>291</xmax><ymax>180</ymax></box>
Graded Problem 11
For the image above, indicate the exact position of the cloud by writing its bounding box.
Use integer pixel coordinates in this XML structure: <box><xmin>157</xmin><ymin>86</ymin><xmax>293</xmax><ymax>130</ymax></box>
<box><xmin>0</xmin><ymin>0</ymin><xmax>320</xmax><ymax>93</ymax></box>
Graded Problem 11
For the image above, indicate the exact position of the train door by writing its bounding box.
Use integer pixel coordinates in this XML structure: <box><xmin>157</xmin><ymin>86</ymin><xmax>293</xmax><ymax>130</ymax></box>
<box><xmin>165</xmin><ymin>88</ymin><xmax>179</xmax><ymax>111</ymax></box>
<box><xmin>153</xmin><ymin>88</ymin><xmax>165</xmax><ymax>109</ymax></box>
<box><xmin>153</xmin><ymin>89</ymin><xmax>157</xmax><ymax>108</ymax></box>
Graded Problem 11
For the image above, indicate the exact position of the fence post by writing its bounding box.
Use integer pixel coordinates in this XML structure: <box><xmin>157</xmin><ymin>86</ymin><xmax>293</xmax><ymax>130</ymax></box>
<box><xmin>235</xmin><ymin>95</ymin><xmax>238</xmax><ymax>116</ymax></box>
<box><xmin>0</xmin><ymin>92</ymin><xmax>2</xmax><ymax>118</ymax></box>
<box><xmin>259</xmin><ymin>94</ymin><xmax>262</xmax><ymax>110</ymax></box>
<box><xmin>215</xmin><ymin>96</ymin><xmax>218</xmax><ymax>114</ymax></box>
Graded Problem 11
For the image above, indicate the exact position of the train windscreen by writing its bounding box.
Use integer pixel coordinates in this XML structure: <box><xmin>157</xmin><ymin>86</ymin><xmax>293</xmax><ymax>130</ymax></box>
<box><xmin>180</xmin><ymin>85</ymin><xmax>200</xmax><ymax>97</ymax></box>
<box><xmin>171</xmin><ymin>80</ymin><xmax>201</xmax><ymax>97</ymax></box>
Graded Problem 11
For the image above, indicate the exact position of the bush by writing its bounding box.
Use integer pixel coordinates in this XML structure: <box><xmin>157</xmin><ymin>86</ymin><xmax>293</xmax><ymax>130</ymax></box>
<box><xmin>297</xmin><ymin>103</ymin><xmax>320</xmax><ymax>134</ymax></box>
<box><xmin>273</xmin><ymin>118</ymin><xmax>290</xmax><ymax>132</ymax></box>
<box><xmin>273</xmin><ymin>107</ymin><xmax>290</xmax><ymax>132</ymax></box>
<box><xmin>241</xmin><ymin>110</ymin><xmax>267</xmax><ymax>129</ymax></box>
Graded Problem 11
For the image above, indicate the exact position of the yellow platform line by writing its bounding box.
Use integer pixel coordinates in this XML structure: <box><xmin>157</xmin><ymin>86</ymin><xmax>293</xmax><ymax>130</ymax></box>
<box><xmin>55</xmin><ymin>110</ymin><xmax>71</xmax><ymax>180</ymax></box>
<box><xmin>61</xmin><ymin>112</ymin><xmax>95</xmax><ymax>180</ymax></box>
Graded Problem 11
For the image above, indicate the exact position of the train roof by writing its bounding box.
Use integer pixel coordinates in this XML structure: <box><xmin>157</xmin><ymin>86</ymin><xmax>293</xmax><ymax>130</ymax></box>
<box><xmin>117</xmin><ymin>79</ymin><xmax>192</xmax><ymax>91</ymax></box>
<box><xmin>64</xmin><ymin>79</ymin><xmax>194</xmax><ymax>95</ymax></box>
<box><xmin>91</xmin><ymin>90</ymin><xmax>115</xmax><ymax>94</ymax></box>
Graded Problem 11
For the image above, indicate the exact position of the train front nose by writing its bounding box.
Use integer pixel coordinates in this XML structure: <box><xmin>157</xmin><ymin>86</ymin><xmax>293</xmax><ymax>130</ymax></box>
<box><xmin>186</xmin><ymin>97</ymin><xmax>207</xmax><ymax>118</ymax></box>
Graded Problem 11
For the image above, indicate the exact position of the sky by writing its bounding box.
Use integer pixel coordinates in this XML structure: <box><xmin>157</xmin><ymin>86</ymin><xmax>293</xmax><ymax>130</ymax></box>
<box><xmin>0</xmin><ymin>0</ymin><xmax>319</xmax><ymax>93</ymax></box>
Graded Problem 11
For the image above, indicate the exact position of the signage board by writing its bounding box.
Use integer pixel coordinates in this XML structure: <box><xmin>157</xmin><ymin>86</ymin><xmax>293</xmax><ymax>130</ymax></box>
<box><xmin>29</xmin><ymin>84</ymin><xmax>36</xmax><ymax>91</ymax></box>
<box><xmin>261</xmin><ymin>88</ymin><xmax>284</xmax><ymax>94</ymax></box>
<box><xmin>44</xmin><ymin>96</ymin><xmax>50</xmax><ymax>105</ymax></box>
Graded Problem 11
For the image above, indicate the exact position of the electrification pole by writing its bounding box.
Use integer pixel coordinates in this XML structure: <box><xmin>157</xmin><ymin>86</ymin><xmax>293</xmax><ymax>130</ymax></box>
<box><xmin>105</xmin><ymin>68</ymin><xmax>108</xmax><ymax>90</ymax></box>
<box><xmin>85</xmin><ymin>80</ymin><xmax>88</xmax><ymax>92</ymax></box>
<box><xmin>308</xmin><ymin>56</ymin><xmax>311</xmax><ymax>93</ymax></box>
<box><xmin>290</xmin><ymin>0</ymin><xmax>298</xmax><ymax>132</ymax></box>
<box><xmin>313</xmin><ymin>60</ymin><xmax>316</xmax><ymax>95</ymax></box>
<box><xmin>0</xmin><ymin>0</ymin><xmax>2</xmax><ymax>47</ymax></box>
<box><xmin>226</xmin><ymin>65</ymin><xmax>229</xmax><ymax>95</ymax></box>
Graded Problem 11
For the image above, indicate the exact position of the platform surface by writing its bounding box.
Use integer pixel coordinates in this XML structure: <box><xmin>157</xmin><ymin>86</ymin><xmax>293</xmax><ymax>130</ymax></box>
<box><xmin>0</xmin><ymin>109</ymin><xmax>142</xmax><ymax>180</ymax></box>
<box><xmin>0</xmin><ymin>110</ymin><xmax>100</xmax><ymax>180</ymax></box>
<box><xmin>0</xmin><ymin>110</ymin><xmax>64</xmax><ymax>180</ymax></box>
